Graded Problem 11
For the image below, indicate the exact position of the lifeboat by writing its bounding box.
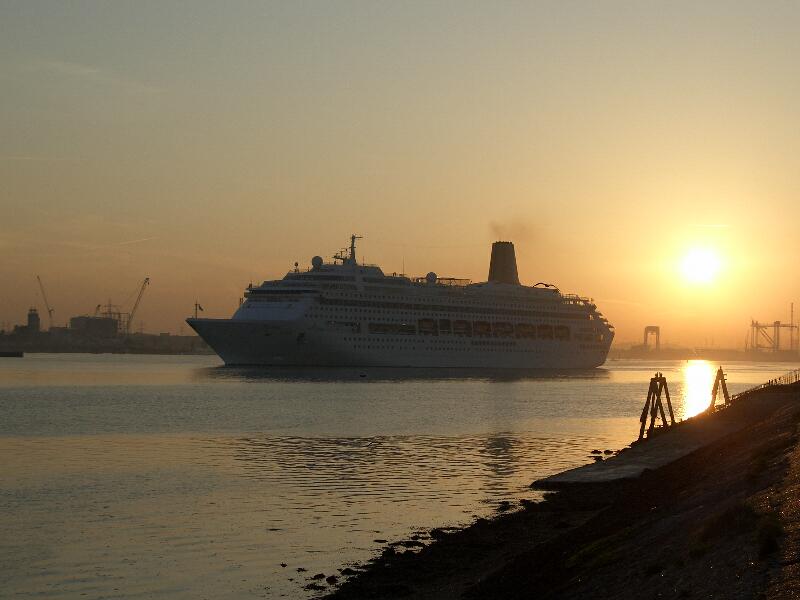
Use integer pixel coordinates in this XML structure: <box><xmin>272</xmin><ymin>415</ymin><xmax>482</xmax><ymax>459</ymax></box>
<box><xmin>515</xmin><ymin>323</ymin><xmax>536</xmax><ymax>338</ymax></box>
<box><xmin>368</xmin><ymin>323</ymin><xmax>390</xmax><ymax>334</ymax></box>
<box><xmin>537</xmin><ymin>324</ymin><xmax>554</xmax><ymax>339</ymax></box>
<box><xmin>453</xmin><ymin>320</ymin><xmax>472</xmax><ymax>335</ymax></box>
<box><xmin>473</xmin><ymin>321</ymin><xmax>491</xmax><ymax>335</ymax></box>
<box><xmin>554</xmin><ymin>325</ymin><xmax>570</xmax><ymax>340</ymax></box>
<box><xmin>493</xmin><ymin>322</ymin><xmax>514</xmax><ymax>337</ymax></box>
<box><xmin>397</xmin><ymin>323</ymin><xmax>416</xmax><ymax>335</ymax></box>
<box><xmin>418</xmin><ymin>318</ymin><xmax>438</xmax><ymax>335</ymax></box>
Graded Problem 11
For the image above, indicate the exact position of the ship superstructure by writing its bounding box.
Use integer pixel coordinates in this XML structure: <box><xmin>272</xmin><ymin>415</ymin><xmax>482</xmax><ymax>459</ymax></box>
<box><xmin>187</xmin><ymin>236</ymin><xmax>614</xmax><ymax>368</ymax></box>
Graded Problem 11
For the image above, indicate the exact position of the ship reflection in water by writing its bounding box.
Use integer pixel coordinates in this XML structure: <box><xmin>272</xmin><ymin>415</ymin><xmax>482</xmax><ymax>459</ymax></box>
<box><xmin>682</xmin><ymin>360</ymin><xmax>716</xmax><ymax>418</ymax></box>
<box><xmin>195</xmin><ymin>365</ymin><xmax>613</xmax><ymax>384</ymax></box>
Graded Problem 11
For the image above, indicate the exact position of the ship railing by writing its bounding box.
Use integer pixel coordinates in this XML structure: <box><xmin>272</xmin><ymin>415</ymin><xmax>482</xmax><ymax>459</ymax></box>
<box><xmin>411</xmin><ymin>277</ymin><xmax>472</xmax><ymax>287</ymax></box>
<box><xmin>561</xmin><ymin>294</ymin><xmax>594</xmax><ymax>306</ymax></box>
<box><xmin>437</xmin><ymin>277</ymin><xmax>472</xmax><ymax>287</ymax></box>
<box><xmin>600</xmin><ymin>317</ymin><xmax>615</xmax><ymax>329</ymax></box>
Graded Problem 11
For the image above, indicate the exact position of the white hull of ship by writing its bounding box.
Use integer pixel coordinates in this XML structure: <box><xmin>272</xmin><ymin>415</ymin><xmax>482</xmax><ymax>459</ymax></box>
<box><xmin>188</xmin><ymin>318</ymin><xmax>611</xmax><ymax>369</ymax></box>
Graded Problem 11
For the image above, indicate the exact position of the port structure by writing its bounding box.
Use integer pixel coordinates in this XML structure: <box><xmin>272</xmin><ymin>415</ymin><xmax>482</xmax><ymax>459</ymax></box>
<box><xmin>643</xmin><ymin>325</ymin><xmax>660</xmax><ymax>351</ymax></box>
<box><xmin>750</xmin><ymin>319</ymin><xmax>798</xmax><ymax>353</ymax></box>
<box><xmin>88</xmin><ymin>277</ymin><xmax>150</xmax><ymax>336</ymax></box>
<box><xmin>125</xmin><ymin>277</ymin><xmax>150</xmax><ymax>335</ymax></box>
<box><xmin>708</xmin><ymin>367</ymin><xmax>731</xmax><ymax>412</ymax></box>
<box><xmin>36</xmin><ymin>275</ymin><xmax>55</xmax><ymax>330</ymax></box>
<box><xmin>638</xmin><ymin>372</ymin><xmax>675</xmax><ymax>440</ymax></box>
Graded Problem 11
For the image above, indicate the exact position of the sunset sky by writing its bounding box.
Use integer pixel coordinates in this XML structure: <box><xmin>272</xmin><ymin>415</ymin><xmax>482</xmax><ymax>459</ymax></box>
<box><xmin>2</xmin><ymin>1</ymin><xmax>799</xmax><ymax>347</ymax></box>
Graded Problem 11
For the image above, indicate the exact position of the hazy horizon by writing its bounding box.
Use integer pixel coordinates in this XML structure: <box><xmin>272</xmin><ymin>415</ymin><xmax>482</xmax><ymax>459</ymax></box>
<box><xmin>3</xmin><ymin>1</ymin><xmax>800</xmax><ymax>347</ymax></box>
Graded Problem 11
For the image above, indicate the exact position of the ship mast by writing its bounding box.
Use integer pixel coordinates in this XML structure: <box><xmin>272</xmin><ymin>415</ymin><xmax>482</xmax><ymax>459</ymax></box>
<box><xmin>349</xmin><ymin>234</ymin><xmax>362</xmax><ymax>264</ymax></box>
<box><xmin>335</xmin><ymin>234</ymin><xmax>363</xmax><ymax>265</ymax></box>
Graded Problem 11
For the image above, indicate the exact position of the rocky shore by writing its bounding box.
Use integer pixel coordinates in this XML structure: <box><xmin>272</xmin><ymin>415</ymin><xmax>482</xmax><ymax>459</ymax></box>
<box><xmin>327</xmin><ymin>382</ymin><xmax>800</xmax><ymax>599</ymax></box>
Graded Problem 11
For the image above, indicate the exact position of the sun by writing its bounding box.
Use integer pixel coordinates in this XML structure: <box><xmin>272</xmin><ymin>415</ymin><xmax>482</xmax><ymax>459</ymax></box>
<box><xmin>680</xmin><ymin>247</ymin><xmax>722</xmax><ymax>284</ymax></box>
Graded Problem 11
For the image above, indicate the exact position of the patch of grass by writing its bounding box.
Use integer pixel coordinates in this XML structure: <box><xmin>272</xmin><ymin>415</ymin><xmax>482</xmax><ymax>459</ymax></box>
<box><xmin>564</xmin><ymin>525</ymin><xmax>639</xmax><ymax>573</ymax></box>
<box><xmin>699</xmin><ymin>502</ymin><xmax>759</xmax><ymax>543</ymax></box>
<box><xmin>747</xmin><ymin>455</ymin><xmax>769</xmax><ymax>483</ymax></box>
<box><xmin>757</xmin><ymin>513</ymin><xmax>784</xmax><ymax>557</ymax></box>
<box><xmin>565</xmin><ymin>535</ymin><xmax>620</xmax><ymax>571</ymax></box>
<box><xmin>750</xmin><ymin>434</ymin><xmax>796</xmax><ymax>465</ymax></box>
<box><xmin>747</xmin><ymin>434</ymin><xmax>796</xmax><ymax>486</ymax></box>
<box><xmin>695</xmin><ymin>501</ymin><xmax>784</xmax><ymax>559</ymax></box>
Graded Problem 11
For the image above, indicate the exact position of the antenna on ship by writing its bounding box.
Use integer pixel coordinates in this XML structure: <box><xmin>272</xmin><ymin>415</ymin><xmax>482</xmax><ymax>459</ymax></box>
<box><xmin>350</xmin><ymin>234</ymin><xmax>363</xmax><ymax>265</ymax></box>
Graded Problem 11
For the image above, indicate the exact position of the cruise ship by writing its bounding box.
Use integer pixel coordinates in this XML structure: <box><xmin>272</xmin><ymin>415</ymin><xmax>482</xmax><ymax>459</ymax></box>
<box><xmin>187</xmin><ymin>236</ymin><xmax>614</xmax><ymax>368</ymax></box>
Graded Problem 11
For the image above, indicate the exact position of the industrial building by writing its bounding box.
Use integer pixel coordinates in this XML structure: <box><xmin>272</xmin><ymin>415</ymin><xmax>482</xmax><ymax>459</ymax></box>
<box><xmin>0</xmin><ymin>277</ymin><xmax>211</xmax><ymax>355</ymax></box>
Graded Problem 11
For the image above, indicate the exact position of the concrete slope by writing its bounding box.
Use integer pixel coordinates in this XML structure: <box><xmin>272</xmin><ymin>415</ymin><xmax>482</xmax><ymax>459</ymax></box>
<box><xmin>535</xmin><ymin>389</ymin><xmax>790</xmax><ymax>488</ymax></box>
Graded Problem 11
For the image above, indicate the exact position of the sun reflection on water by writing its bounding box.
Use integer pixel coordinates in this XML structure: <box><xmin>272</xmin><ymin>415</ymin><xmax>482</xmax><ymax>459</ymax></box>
<box><xmin>682</xmin><ymin>360</ymin><xmax>715</xmax><ymax>418</ymax></box>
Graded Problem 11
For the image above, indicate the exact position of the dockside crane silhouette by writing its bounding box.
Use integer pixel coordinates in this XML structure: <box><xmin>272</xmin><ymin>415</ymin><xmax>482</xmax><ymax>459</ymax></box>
<box><xmin>36</xmin><ymin>275</ymin><xmax>55</xmax><ymax>330</ymax></box>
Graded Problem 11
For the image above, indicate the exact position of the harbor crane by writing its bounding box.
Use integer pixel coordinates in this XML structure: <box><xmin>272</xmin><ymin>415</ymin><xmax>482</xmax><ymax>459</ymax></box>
<box><xmin>36</xmin><ymin>275</ymin><xmax>54</xmax><ymax>330</ymax></box>
<box><xmin>750</xmin><ymin>318</ymin><xmax>799</xmax><ymax>353</ymax></box>
<box><xmin>125</xmin><ymin>277</ymin><xmax>150</xmax><ymax>335</ymax></box>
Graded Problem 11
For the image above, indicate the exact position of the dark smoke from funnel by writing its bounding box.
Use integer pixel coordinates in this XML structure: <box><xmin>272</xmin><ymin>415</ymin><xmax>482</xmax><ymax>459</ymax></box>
<box><xmin>488</xmin><ymin>241</ymin><xmax>520</xmax><ymax>285</ymax></box>
<box><xmin>489</xmin><ymin>220</ymin><xmax>532</xmax><ymax>242</ymax></box>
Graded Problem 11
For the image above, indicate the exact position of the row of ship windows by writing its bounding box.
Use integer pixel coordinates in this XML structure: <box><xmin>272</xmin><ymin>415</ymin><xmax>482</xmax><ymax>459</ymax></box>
<box><xmin>322</xmin><ymin>301</ymin><xmax>590</xmax><ymax>320</ymax></box>
<box><xmin>307</xmin><ymin>308</ymin><xmax>590</xmax><ymax>331</ymax></box>
<box><xmin>278</xmin><ymin>281</ymin><xmax>562</xmax><ymax>310</ymax></box>
<box><xmin>253</xmin><ymin>298</ymin><xmax>565</xmax><ymax>317</ymax></box>
<box><xmin>343</xmin><ymin>337</ymin><xmax>518</xmax><ymax>346</ymax></box>
<box><xmin>337</xmin><ymin>292</ymin><xmax>558</xmax><ymax>312</ymax></box>
<box><xmin>364</xmin><ymin>320</ymin><xmax>559</xmax><ymax>337</ymax></box>
<box><xmin>337</xmin><ymin>320</ymin><xmax>604</xmax><ymax>342</ymax></box>
<box><xmin>347</xmin><ymin>343</ymin><xmax>587</xmax><ymax>353</ymax></box>
<box><xmin>247</xmin><ymin>296</ymin><xmax>591</xmax><ymax>320</ymax></box>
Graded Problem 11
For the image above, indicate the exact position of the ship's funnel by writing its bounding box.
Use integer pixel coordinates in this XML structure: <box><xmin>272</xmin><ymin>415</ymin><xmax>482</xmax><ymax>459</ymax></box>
<box><xmin>488</xmin><ymin>241</ymin><xmax>520</xmax><ymax>285</ymax></box>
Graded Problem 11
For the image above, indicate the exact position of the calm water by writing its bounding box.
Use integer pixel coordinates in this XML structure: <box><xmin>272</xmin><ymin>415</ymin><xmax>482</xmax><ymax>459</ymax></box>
<box><xmin>1</xmin><ymin>354</ymin><xmax>797</xmax><ymax>599</ymax></box>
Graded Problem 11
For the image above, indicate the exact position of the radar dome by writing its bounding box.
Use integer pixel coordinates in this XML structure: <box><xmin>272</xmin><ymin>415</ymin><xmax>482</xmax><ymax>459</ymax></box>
<box><xmin>311</xmin><ymin>256</ymin><xmax>323</xmax><ymax>269</ymax></box>
<box><xmin>426</xmin><ymin>272</ymin><xmax>437</xmax><ymax>283</ymax></box>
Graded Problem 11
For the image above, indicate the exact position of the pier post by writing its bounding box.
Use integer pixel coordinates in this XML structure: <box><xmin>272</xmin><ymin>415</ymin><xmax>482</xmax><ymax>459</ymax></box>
<box><xmin>639</xmin><ymin>372</ymin><xmax>675</xmax><ymax>440</ymax></box>
<box><xmin>708</xmin><ymin>367</ymin><xmax>731</xmax><ymax>413</ymax></box>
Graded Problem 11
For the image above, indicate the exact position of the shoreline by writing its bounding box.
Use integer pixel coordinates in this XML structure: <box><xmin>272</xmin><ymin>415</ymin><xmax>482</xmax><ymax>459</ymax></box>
<box><xmin>327</xmin><ymin>381</ymin><xmax>800</xmax><ymax>598</ymax></box>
